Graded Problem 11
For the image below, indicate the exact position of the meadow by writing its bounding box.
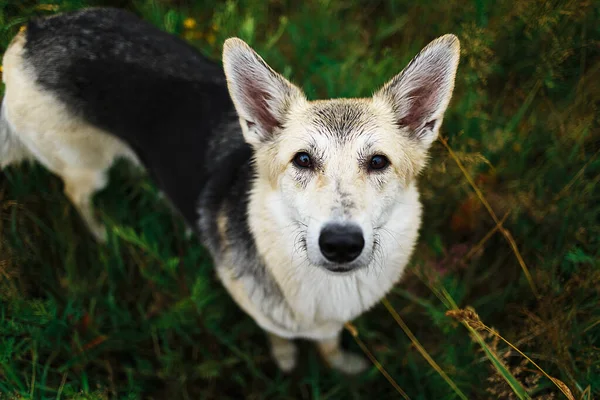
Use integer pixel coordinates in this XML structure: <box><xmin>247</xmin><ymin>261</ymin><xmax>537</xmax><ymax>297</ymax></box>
<box><xmin>0</xmin><ymin>0</ymin><xmax>598</xmax><ymax>398</ymax></box>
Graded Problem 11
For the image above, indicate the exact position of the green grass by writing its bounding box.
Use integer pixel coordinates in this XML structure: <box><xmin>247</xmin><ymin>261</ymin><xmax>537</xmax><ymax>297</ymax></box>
<box><xmin>1</xmin><ymin>0</ymin><xmax>599</xmax><ymax>398</ymax></box>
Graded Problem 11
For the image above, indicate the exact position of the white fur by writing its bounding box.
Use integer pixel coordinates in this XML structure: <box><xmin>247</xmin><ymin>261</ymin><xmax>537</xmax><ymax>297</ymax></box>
<box><xmin>244</xmin><ymin>183</ymin><xmax>422</xmax><ymax>339</ymax></box>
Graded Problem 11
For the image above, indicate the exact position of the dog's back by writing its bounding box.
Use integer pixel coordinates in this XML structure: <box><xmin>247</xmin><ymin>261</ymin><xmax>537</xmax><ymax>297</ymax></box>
<box><xmin>1</xmin><ymin>7</ymin><xmax>243</xmax><ymax>235</ymax></box>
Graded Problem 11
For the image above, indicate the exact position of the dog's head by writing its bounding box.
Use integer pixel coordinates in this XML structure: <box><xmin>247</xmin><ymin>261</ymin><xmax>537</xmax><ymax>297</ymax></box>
<box><xmin>223</xmin><ymin>36</ymin><xmax>459</xmax><ymax>274</ymax></box>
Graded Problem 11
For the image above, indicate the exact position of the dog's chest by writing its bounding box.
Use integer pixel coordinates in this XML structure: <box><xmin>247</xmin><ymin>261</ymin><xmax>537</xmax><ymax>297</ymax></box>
<box><xmin>216</xmin><ymin>257</ymin><xmax>397</xmax><ymax>339</ymax></box>
<box><xmin>283</xmin><ymin>265</ymin><xmax>397</xmax><ymax>327</ymax></box>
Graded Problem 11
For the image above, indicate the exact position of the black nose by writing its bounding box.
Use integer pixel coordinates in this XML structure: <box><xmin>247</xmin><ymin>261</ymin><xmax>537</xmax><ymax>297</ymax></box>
<box><xmin>319</xmin><ymin>224</ymin><xmax>365</xmax><ymax>263</ymax></box>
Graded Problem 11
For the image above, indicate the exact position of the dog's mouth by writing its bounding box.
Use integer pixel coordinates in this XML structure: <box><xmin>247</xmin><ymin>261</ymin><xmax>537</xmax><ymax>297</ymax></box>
<box><xmin>320</xmin><ymin>258</ymin><xmax>370</xmax><ymax>274</ymax></box>
<box><xmin>322</xmin><ymin>265</ymin><xmax>358</xmax><ymax>274</ymax></box>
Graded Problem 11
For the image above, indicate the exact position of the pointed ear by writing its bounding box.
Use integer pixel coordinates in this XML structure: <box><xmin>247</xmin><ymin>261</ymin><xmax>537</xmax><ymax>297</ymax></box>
<box><xmin>222</xmin><ymin>38</ymin><xmax>306</xmax><ymax>145</ymax></box>
<box><xmin>373</xmin><ymin>34</ymin><xmax>460</xmax><ymax>147</ymax></box>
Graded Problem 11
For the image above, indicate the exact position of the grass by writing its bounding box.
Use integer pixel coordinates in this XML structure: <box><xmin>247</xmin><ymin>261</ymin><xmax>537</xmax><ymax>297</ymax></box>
<box><xmin>1</xmin><ymin>0</ymin><xmax>599</xmax><ymax>398</ymax></box>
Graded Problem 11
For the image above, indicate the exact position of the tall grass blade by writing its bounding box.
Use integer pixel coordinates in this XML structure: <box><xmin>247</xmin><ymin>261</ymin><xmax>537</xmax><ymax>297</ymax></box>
<box><xmin>381</xmin><ymin>298</ymin><xmax>468</xmax><ymax>400</ymax></box>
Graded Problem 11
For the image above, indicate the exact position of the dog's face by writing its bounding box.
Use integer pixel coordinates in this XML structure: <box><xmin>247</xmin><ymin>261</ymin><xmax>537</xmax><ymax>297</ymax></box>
<box><xmin>223</xmin><ymin>36</ymin><xmax>460</xmax><ymax>273</ymax></box>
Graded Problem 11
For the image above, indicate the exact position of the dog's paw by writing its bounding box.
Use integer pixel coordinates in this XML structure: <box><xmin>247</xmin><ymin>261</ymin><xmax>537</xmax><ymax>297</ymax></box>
<box><xmin>271</xmin><ymin>340</ymin><xmax>297</xmax><ymax>373</ymax></box>
<box><xmin>327</xmin><ymin>351</ymin><xmax>369</xmax><ymax>375</ymax></box>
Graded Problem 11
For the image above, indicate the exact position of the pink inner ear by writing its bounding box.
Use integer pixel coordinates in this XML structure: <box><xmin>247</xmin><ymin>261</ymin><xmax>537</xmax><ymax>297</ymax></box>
<box><xmin>397</xmin><ymin>85</ymin><xmax>438</xmax><ymax>132</ymax></box>
<box><xmin>242</xmin><ymin>76</ymin><xmax>281</xmax><ymax>135</ymax></box>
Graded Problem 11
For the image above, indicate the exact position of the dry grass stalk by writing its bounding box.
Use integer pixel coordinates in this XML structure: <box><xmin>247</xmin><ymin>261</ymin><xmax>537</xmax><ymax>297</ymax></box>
<box><xmin>382</xmin><ymin>298</ymin><xmax>469</xmax><ymax>400</ymax></box>
<box><xmin>344</xmin><ymin>322</ymin><xmax>412</xmax><ymax>400</ymax></box>
<box><xmin>438</xmin><ymin>136</ymin><xmax>539</xmax><ymax>298</ymax></box>
<box><xmin>446</xmin><ymin>307</ymin><xmax>575</xmax><ymax>400</ymax></box>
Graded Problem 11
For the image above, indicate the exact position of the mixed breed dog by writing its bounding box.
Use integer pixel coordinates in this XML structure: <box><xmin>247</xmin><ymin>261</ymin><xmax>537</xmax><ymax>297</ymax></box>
<box><xmin>0</xmin><ymin>8</ymin><xmax>460</xmax><ymax>374</ymax></box>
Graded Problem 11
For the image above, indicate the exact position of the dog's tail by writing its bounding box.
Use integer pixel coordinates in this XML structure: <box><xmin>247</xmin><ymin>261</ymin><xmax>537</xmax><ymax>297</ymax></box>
<box><xmin>0</xmin><ymin>98</ymin><xmax>31</xmax><ymax>169</ymax></box>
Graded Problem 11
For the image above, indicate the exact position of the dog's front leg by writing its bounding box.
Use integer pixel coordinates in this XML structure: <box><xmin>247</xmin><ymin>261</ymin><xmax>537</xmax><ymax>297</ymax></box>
<box><xmin>316</xmin><ymin>332</ymin><xmax>368</xmax><ymax>374</ymax></box>
<box><xmin>268</xmin><ymin>332</ymin><xmax>298</xmax><ymax>373</ymax></box>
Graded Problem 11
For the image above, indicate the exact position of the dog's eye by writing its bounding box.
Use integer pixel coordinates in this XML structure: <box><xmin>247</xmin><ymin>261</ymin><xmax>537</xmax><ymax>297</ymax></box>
<box><xmin>369</xmin><ymin>155</ymin><xmax>389</xmax><ymax>171</ymax></box>
<box><xmin>293</xmin><ymin>152</ymin><xmax>313</xmax><ymax>169</ymax></box>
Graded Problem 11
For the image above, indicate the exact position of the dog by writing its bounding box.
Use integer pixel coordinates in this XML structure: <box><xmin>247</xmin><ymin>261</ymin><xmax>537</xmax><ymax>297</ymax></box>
<box><xmin>0</xmin><ymin>7</ymin><xmax>460</xmax><ymax>374</ymax></box>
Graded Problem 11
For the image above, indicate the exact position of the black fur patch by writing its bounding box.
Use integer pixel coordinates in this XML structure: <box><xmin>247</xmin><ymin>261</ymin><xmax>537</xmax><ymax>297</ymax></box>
<box><xmin>23</xmin><ymin>7</ymin><xmax>232</xmax><ymax>225</ymax></box>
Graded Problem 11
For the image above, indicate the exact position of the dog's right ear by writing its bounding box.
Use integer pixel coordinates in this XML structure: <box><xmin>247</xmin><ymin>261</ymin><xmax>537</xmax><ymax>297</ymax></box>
<box><xmin>223</xmin><ymin>38</ymin><xmax>306</xmax><ymax>146</ymax></box>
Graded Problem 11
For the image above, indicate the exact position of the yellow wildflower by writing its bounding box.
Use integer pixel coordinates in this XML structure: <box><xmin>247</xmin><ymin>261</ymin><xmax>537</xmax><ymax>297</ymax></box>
<box><xmin>183</xmin><ymin>18</ymin><xmax>197</xmax><ymax>30</ymax></box>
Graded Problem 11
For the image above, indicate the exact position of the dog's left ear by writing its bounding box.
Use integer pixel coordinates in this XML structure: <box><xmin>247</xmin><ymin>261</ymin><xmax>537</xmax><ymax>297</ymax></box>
<box><xmin>223</xmin><ymin>38</ymin><xmax>306</xmax><ymax>146</ymax></box>
<box><xmin>373</xmin><ymin>34</ymin><xmax>460</xmax><ymax>148</ymax></box>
